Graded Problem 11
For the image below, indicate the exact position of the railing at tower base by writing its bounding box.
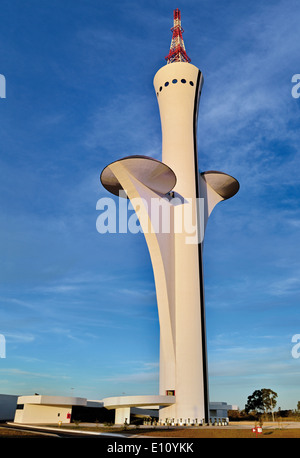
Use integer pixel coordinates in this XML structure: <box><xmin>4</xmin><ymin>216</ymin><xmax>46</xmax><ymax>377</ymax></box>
<box><xmin>143</xmin><ymin>417</ymin><xmax>230</xmax><ymax>426</ymax></box>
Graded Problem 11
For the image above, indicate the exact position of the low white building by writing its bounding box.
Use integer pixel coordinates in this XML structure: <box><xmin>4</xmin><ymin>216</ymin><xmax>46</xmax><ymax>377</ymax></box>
<box><xmin>14</xmin><ymin>395</ymin><xmax>87</xmax><ymax>424</ymax></box>
<box><xmin>13</xmin><ymin>394</ymin><xmax>237</xmax><ymax>425</ymax></box>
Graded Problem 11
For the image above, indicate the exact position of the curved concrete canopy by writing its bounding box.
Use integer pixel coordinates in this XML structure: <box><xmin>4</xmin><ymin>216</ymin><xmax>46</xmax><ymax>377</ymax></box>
<box><xmin>201</xmin><ymin>171</ymin><xmax>239</xmax><ymax>200</ymax></box>
<box><xmin>100</xmin><ymin>155</ymin><xmax>177</xmax><ymax>197</ymax></box>
<box><xmin>16</xmin><ymin>395</ymin><xmax>87</xmax><ymax>406</ymax></box>
<box><xmin>102</xmin><ymin>395</ymin><xmax>176</xmax><ymax>410</ymax></box>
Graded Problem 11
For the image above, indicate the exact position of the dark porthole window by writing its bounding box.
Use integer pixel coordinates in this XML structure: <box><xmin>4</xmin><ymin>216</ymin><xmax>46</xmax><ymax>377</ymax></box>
<box><xmin>189</xmin><ymin>81</ymin><xmax>194</xmax><ymax>86</ymax></box>
<box><xmin>181</xmin><ymin>79</ymin><xmax>186</xmax><ymax>84</ymax></box>
<box><xmin>164</xmin><ymin>81</ymin><xmax>169</xmax><ymax>87</ymax></box>
<box><xmin>172</xmin><ymin>79</ymin><xmax>178</xmax><ymax>84</ymax></box>
<box><xmin>159</xmin><ymin>86</ymin><xmax>163</xmax><ymax>92</ymax></box>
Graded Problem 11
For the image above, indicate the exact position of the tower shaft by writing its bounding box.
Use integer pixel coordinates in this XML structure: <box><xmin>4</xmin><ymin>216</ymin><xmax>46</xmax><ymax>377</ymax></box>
<box><xmin>154</xmin><ymin>61</ymin><xmax>208</xmax><ymax>422</ymax></box>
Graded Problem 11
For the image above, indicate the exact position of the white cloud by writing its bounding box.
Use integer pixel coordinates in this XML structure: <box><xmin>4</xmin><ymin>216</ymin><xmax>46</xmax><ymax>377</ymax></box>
<box><xmin>4</xmin><ymin>332</ymin><xmax>35</xmax><ymax>343</ymax></box>
<box><xmin>269</xmin><ymin>276</ymin><xmax>300</xmax><ymax>296</ymax></box>
<box><xmin>95</xmin><ymin>359</ymin><xmax>159</xmax><ymax>387</ymax></box>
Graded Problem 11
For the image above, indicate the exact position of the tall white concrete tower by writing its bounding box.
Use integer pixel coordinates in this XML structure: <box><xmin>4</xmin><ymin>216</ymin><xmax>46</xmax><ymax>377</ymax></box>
<box><xmin>101</xmin><ymin>9</ymin><xmax>239</xmax><ymax>424</ymax></box>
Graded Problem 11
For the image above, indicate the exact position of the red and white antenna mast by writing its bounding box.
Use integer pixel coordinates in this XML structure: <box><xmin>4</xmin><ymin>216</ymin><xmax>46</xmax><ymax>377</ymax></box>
<box><xmin>165</xmin><ymin>8</ymin><xmax>191</xmax><ymax>64</ymax></box>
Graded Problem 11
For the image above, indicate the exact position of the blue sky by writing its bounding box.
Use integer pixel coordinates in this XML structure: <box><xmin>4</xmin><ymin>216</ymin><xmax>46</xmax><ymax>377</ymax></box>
<box><xmin>0</xmin><ymin>0</ymin><xmax>300</xmax><ymax>411</ymax></box>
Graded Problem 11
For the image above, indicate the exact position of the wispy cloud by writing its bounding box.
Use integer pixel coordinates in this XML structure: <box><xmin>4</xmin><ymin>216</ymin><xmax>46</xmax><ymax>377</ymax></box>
<box><xmin>97</xmin><ymin>361</ymin><xmax>159</xmax><ymax>384</ymax></box>
<box><xmin>4</xmin><ymin>332</ymin><xmax>35</xmax><ymax>343</ymax></box>
<box><xmin>83</xmin><ymin>94</ymin><xmax>161</xmax><ymax>160</ymax></box>
<box><xmin>268</xmin><ymin>276</ymin><xmax>300</xmax><ymax>296</ymax></box>
<box><xmin>0</xmin><ymin>368</ymin><xmax>70</xmax><ymax>380</ymax></box>
<box><xmin>198</xmin><ymin>0</ymin><xmax>300</xmax><ymax>190</ymax></box>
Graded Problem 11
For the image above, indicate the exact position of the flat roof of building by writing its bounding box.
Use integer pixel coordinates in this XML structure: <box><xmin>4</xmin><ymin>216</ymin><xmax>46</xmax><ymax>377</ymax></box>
<box><xmin>17</xmin><ymin>395</ymin><xmax>87</xmax><ymax>407</ymax></box>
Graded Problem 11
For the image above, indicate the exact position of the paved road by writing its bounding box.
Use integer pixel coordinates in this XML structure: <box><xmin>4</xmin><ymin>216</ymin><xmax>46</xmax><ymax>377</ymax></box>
<box><xmin>0</xmin><ymin>424</ymin><xmax>60</xmax><ymax>438</ymax></box>
<box><xmin>2</xmin><ymin>423</ymin><xmax>127</xmax><ymax>438</ymax></box>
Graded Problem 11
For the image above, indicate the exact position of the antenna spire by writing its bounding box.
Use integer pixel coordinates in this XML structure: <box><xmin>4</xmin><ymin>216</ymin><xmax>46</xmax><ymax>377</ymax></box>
<box><xmin>165</xmin><ymin>9</ymin><xmax>191</xmax><ymax>64</ymax></box>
